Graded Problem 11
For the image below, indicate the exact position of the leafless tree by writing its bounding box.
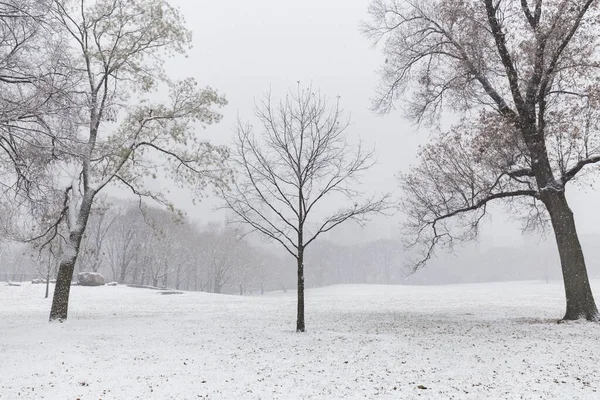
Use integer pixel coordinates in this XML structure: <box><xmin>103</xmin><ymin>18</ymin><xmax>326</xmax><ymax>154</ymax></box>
<box><xmin>181</xmin><ymin>227</ymin><xmax>209</xmax><ymax>291</ymax></box>
<box><xmin>221</xmin><ymin>85</ymin><xmax>389</xmax><ymax>332</ymax></box>
<box><xmin>168</xmin><ymin>223</ymin><xmax>196</xmax><ymax>290</ymax></box>
<box><xmin>364</xmin><ymin>0</ymin><xmax>600</xmax><ymax>320</ymax></box>
<box><xmin>105</xmin><ymin>207</ymin><xmax>143</xmax><ymax>283</ymax></box>
<box><xmin>32</xmin><ymin>239</ymin><xmax>62</xmax><ymax>298</ymax></box>
<box><xmin>250</xmin><ymin>250</ymin><xmax>273</xmax><ymax>295</ymax></box>
<box><xmin>137</xmin><ymin>206</ymin><xmax>187</xmax><ymax>288</ymax></box>
<box><xmin>197</xmin><ymin>224</ymin><xmax>246</xmax><ymax>294</ymax></box>
<box><xmin>235</xmin><ymin>245</ymin><xmax>270</xmax><ymax>295</ymax></box>
<box><xmin>147</xmin><ymin>237</ymin><xmax>170</xmax><ymax>288</ymax></box>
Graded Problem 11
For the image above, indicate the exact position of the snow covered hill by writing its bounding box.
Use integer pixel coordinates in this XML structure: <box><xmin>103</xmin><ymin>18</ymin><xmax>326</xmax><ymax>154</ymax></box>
<box><xmin>1</xmin><ymin>281</ymin><xmax>599</xmax><ymax>399</ymax></box>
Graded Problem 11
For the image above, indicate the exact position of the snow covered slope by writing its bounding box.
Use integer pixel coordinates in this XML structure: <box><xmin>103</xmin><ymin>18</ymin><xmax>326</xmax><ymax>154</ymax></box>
<box><xmin>1</xmin><ymin>281</ymin><xmax>599</xmax><ymax>399</ymax></box>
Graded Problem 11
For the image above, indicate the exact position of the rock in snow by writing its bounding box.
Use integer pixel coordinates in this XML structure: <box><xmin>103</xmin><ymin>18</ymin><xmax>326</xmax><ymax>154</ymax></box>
<box><xmin>77</xmin><ymin>272</ymin><xmax>105</xmax><ymax>286</ymax></box>
<box><xmin>106</xmin><ymin>282</ymin><xmax>118</xmax><ymax>286</ymax></box>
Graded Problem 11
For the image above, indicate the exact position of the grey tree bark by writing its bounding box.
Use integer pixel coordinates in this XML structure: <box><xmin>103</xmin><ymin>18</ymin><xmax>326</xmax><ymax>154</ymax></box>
<box><xmin>296</xmin><ymin>248</ymin><xmax>305</xmax><ymax>332</ymax></box>
<box><xmin>49</xmin><ymin>194</ymin><xmax>94</xmax><ymax>321</ymax></box>
<box><xmin>544</xmin><ymin>192</ymin><xmax>598</xmax><ymax>319</ymax></box>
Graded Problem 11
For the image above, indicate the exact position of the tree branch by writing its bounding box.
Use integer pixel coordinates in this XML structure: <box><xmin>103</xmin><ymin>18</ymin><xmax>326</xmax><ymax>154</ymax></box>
<box><xmin>562</xmin><ymin>155</ymin><xmax>600</xmax><ymax>184</ymax></box>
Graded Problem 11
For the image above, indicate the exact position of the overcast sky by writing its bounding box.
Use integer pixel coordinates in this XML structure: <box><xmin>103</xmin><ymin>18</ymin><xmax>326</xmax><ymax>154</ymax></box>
<box><xmin>142</xmin><ymin>0</ymin><xmax>600</xmax><ymax>251</ymax></box>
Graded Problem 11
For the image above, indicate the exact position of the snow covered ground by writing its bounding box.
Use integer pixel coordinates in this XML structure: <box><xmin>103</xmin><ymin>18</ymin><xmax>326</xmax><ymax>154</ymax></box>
<box><xmin>1</xmin><ymin>281</ymin><xmax>599</xmax><ymax>399</ymax></box>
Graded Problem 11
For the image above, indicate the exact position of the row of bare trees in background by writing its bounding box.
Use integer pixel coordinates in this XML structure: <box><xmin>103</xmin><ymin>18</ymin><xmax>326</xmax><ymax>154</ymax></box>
<box><xmin>1</xmin><ymin>198</ymin><xmax>406</xmax><ymax>292</ymax></box>
<box><xmin>1</xmin><ymin>200</ymin><xmax>292</xmax><ymax>295</ymax></box>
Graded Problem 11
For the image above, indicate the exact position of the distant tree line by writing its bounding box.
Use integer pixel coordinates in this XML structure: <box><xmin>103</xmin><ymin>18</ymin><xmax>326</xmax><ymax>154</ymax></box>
<box><xmin>1</xmin><ymin>198</ymin><xmax>407</xmax><ymax>292</ymax></box>
<box><xmin>0</xmin><ymin>199</ymin><xmax>293</xmax><ymax>294</ymax></box>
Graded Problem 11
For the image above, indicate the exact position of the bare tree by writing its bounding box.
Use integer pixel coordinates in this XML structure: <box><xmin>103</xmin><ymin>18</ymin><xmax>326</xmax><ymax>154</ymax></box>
<box><xmin>140</xmin><ymin>206</ymin><xmax>185</xmax><ymax>288</ymax></box>
<box><xmin>168</xmin><ymin>222</ymin><xmax>196</xmax><ymax>290</ymax></box>
<box><xmin>364</xmin><ymin>0</ymin><xmax>600</xmax><ymax>320</ymax></box>
<box><xmin>147</xmin><ymin>236</ymin><xmax>170</xmax><ymax>288</ymax></box>
<box><xmin>35</xmin><ymin>0</ymin><xmax>231</xmax><ymax>321</ymax></box>
<box><xmin>235</xmin><ymin>245</ymin><xmax>270</xmax><ymax>295</ymax></box>
<box><xmin>105</xmin><ymin>207</ymin><xmax>143</xmax><ymax>283</ymax></box>
<box><xmin>182</xmin><ymin>226</ymin><xmax>209</xmax><ymax>291</ymax></box>
<box><xmin>32</xmin><ymin>240</ymin><xmax>62</xmax><ymax>298</ymax></box>
<box><xmin>221</xmin><ymin>85</ymin><xmax>389</xmax><ymax>332</ymax></box>
<box><xmin>199</xmin><ymin>224</ymin><xmax>247</xmax><ymax>294</ymax></box>
<box><xmin>251</xmin><ymin>250</ymin><xmax>273</xmax><ymax>295</ymax></box>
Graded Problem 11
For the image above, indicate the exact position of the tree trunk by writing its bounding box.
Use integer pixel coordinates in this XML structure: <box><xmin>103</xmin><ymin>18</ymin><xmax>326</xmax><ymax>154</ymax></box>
<box><xmin>543</xmin><ymin>191</ymin><xmax>598</xmax><ymax>320</ymax></box>
<box><xmin>49</xmin><ymin>256</ymin><xmax>76</xmax><ymax>321</ymax></box>
<box><xmin>119</xmin><ymin>266</ymin><xmax>127</xmax><ymax>284</ymax></box>
<box><xmin>49</xmin><ymin>192</ymin><xmax>92</xmax><ymax>322</ymax></box>
<box><xmin>296</xmin><ymin>249</ymin><xmax>305</xmax><ymax>332</ymax></box>
<box><xmin>45</xmin><ymin>268</ymin><xmax>50</xmax><ymax>299</ymax></box>
<box><xmin>132</xmin><ymin>266</ymin><xmax>139</xmax><ymax>284</ymax></box>
<box><xmin>91</xmin><ymin>258</ymin><xmax>100</xmax><ymax>273</ymax></box>
<box><xmin>176</xmin><ymin>266</ymin><xmax>182</xmax><ymax>290</ymax></box>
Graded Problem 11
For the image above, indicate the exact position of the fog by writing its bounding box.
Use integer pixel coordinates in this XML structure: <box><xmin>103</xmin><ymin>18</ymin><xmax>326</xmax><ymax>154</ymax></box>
<box><xmin>5</xmin><ymin>0</ymin><xmax>600</xmax><ymax>287</ymax></box>
<box><xmin>109</xmin><ymin>0</ymin><xmax>600</xmax><ymax>284</ymax></box>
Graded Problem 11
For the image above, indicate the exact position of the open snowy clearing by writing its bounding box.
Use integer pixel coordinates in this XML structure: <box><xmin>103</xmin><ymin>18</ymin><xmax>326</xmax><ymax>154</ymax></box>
<box><xmin>1</xmin><ymin>281</ymin><xmax>599</xmax><ymax>399</ymax></box>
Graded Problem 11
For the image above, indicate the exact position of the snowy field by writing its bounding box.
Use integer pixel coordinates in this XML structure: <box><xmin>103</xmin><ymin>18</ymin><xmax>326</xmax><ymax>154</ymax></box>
<box><xmin>1</xmin><ymin>281</ymin><xmax>600</xmax><ymax>399</ymax></box>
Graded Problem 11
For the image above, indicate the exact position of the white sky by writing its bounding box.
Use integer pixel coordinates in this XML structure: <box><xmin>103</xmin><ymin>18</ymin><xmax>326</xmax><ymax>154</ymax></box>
<box><xmin>137</xmin><ymin>0</ymin><xmax>600</xmax><ymax>250</ymax></box>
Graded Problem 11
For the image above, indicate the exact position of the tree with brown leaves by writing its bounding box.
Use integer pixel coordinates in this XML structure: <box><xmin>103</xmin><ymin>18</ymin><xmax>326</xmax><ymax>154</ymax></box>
<box><xmin>364</xmin><ymin>0</ymin><xmax>600</xmax><ymax>320</ymax></box>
